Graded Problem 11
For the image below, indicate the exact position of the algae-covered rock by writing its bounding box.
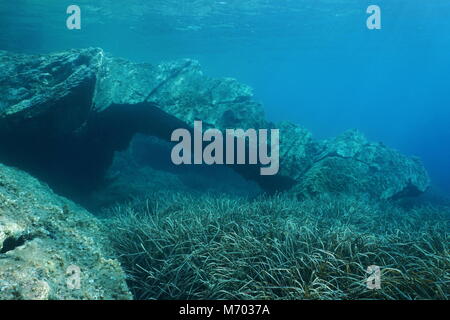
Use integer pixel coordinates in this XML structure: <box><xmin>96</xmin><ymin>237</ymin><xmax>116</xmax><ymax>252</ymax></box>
<box><xmin>282</xmin><ymin>128</ymin><xmax>430</xmax><ymax>199</ymax></box>
<box><xmin>94</xmin><ymin>55</ymin><xmax>266</xmax><ymax>130</ymax></box>
<box><xmin>0</xmin><ymin>163</ymin><xmax>132</xmax><ymax>300</ymax></box>
<box><xmin>0</xmin><ymin>48</ymin><xmax>268</xmax><ymax>196</ymax></box>
<box><xmin>0</xmin><ymin>48</ymin><xmax>102</xmax><ymax>133</ymax></box>
<box><xmin>0</xmin><ymin>48</ymin><xmax>431</xmax><ymax>200</ymax></box>
<box><xmin>277</xmin><ymin>121</ymin><xmax>317</xmax><ymax>181</ymax></box>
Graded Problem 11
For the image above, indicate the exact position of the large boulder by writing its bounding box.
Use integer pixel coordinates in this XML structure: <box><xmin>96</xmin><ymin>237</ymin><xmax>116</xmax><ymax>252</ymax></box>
<box><xmin>0</xmin><ymin>163</ymin><xmax>132</xmax><ymax>300</ymax></box>
<box><xmin>0</xmin><ymin>48</ymin><xmax>101</xmax><ymax>133</ymax></box>
<box><xmin>279</xmin><ymin>127</ymin><xmax>430</xmax><ymax>199</ymax></box>
<box><xmin>0</xmin><ymin>48</ymin><xmax>430</xmax><ymax>200</ymax></box>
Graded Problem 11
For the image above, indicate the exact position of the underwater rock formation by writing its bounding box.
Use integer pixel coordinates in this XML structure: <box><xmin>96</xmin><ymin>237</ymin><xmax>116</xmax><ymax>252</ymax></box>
<box><xmin>0</xmin><ymin>48</ymin><xmax>430</xmax><ymax>200</ymax></box>
<box><xmin>94</xmin><ymin>54</ymin><xmax>266</xmax><ymax>129</ymax></box>
<box><xmin>280</xmin><ymin>127</ymin><xmax>430</xmax><ymax>199</ymax></box>
<box><xmin>0</xmin><ymin>163</ymin><xmax>131</xmax><ymax>299</ymax></box>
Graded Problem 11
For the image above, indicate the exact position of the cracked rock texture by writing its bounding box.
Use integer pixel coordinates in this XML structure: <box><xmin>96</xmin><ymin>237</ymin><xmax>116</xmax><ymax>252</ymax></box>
<box><xmin>0</xmin><ymin>48</ymin><xmax>430</xmax><ymax>200</ymax></box>
<box><xmin>317</xmin><ymin>130</ymin><xmax>430</xmax><ymax>199</ymax></box>
<box><xmin>0</xmin><ymin>163</ymin><xmax>132</xmax><ymax>300</ymax></box>
<box><xmin>280</xmin><ymin>126</ymin><xmax>430</xmax><ymax>199</ymax></box>
<box><xmin>93</xmin><ymin>54</ymin><xmax>266</xmax><ymax>130</ymax></box>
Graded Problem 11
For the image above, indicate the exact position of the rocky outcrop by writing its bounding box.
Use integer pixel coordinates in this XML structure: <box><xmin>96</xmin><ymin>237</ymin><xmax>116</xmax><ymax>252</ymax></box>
<box><xmin>0</xmin><ymin>48</ymin><xmax>100</xmax><ymax>133</ymax></box>
<box><xmin>0</xmin><ymin>48</ymin><xmax>430</xmax><ymax>200</ymax></box>
<box><xmin>279</xmin><ymin>127</ymin><xmax>430</xmax><ymax>199</ymax></box>
<box><xmin>0</xmin><ymin>163</ymin><xmax>132</xmax><ymax>299</ymax></box>
<box><xmin>94</xmin><ymin>56</ymin><xmax>266</xmax><ymax>130</ymax></box>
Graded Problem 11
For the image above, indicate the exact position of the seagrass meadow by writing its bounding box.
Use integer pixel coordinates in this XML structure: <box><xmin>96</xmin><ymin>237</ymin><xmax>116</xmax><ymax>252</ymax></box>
<box><xmin>104</xmin><ymin>192</ymin><xmax>449</xmax><ymax>300</ymax></box>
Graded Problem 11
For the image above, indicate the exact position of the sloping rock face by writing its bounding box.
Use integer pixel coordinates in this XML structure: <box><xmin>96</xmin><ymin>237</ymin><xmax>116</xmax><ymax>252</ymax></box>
<box><xmin>0</xmin><ymin>49</ymin><xmax>105</xmax><ymax>197</ymax></box>
<box><xmin>279</xmin><ymin>127</ymin><xmax>430</xmax><ymax>199</ymax></box>
<box><xmin>94</xmin><ymin>56</ymin><xmax>266</xmax><ymax>130</ymax></box>
<box><xmin>0</xmin><ymin>48</ymin><xmax>430</xmax><ymax>200</ymax></box>
<box><xmin>0</xmin><ymin>48</ymin><xmax>101</xmax><ymax>132</ymax></box>
<box><xmin>0</xmin><ymin>163</ymin><xmax>132</xmax><ymax>299</ymax></box>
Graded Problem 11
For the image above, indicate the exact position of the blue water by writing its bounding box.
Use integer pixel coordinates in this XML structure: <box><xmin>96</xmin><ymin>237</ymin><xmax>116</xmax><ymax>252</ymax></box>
<box><xmin>2</xmin><ymin>0</ymin><xmax>449</xmax><ymax>193</ymax></box>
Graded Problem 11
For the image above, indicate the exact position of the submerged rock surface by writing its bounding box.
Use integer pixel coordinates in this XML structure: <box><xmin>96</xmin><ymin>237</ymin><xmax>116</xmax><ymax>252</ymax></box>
<box><xmin>0</xmin><ymin>163</ymin><xmax>132</xmax><ymax>299</ymax></box>
<box><xmin>282</xmin><ymin>128</ymin><xmax>430</xmax><ymax>199</ymax></box>
<box><xmin>0</xmin><ymin>48</ymin><xmax>430</xmax><ymax>200</ymax></box>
